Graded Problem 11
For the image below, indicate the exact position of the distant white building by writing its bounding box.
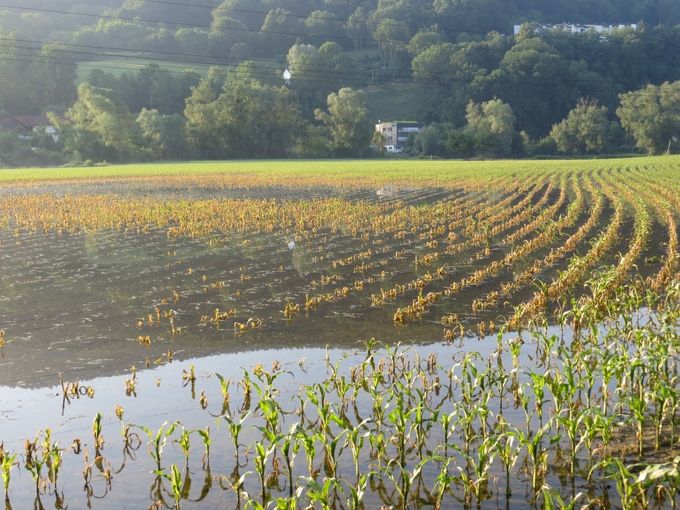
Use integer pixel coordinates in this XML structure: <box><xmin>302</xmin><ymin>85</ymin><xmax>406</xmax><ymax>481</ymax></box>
<box><xmin>374</xmin><ymin>121</ymin><xmax>422</xmax><ymax>154</ymax></box>
<box><xmin>514</xmin><ymin>23</ymin><xmax>638</xmax><ymax>36</ymax></box>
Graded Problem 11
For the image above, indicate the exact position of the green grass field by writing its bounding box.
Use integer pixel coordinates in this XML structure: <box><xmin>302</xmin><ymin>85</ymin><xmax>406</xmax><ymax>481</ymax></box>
<box><xmin>76</xmin><ymin>58</ymin><xmax>212</xmax><ymax>81</ymax></box>
<box><xmin>0</xmin><ymin>155</ymin><xmax>677</xmax><ymax>185</ymax></box>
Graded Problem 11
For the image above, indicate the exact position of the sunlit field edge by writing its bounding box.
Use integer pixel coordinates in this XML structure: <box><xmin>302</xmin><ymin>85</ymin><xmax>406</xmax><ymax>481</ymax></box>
<box><xmin>1</xmin><ymin>155</ymin><xmax>678</xmax><ymax>185</ymax></box>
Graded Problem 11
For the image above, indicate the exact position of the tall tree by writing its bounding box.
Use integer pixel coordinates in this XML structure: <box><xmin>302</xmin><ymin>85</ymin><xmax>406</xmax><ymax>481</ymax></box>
<box><xmin>464</xmin><ymin>99</ymin><xmax>516</xmax><ymax>156</ymax></box>
<box><xmin>550</xmin><ymin>99</ymin><xmax>616</xmax><ymax>154</ymax></box>
<box><xmin>212</xmin><ymin>0</ymin><xmax>265</xmax><ymax>32</ymax></box>
<box><xmin>315</xmin><ymin>87</ymin><xmax>371</xmax><ymax>156</ymax></box>
<box><xmin>373</xmin><ymin>18</ymin><xmax>411</xmax><ymax>74</ymax></box>
<box><xmin>136</xmin><ymin>108</ymin><xmax>189</xmax><ymax>160</ymax></box>
<box><xmin>51</xmin><ymin>84</ymin><xmax>142</xmax><ymax>162</ymax></box>
<box><xmin>185</xmin><ymin>63</ymin><xmax>302</xmax><ymax>158</ymax></box>
<box><xmin>617</xmin><ymin>81</ymin><xmax>680</xmax><ymax>154</ymax></box>
<box><xmin>345</xmin><ymin>7</ymin><xmax>371</xmax><ymax>50</ymax></box>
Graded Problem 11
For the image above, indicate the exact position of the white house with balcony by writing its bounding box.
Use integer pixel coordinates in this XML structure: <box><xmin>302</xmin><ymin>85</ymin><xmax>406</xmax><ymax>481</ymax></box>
<box><xmin>374</xmin><ymin>121</ymin><xmax>423</xmax><ymax>153</ymax></box>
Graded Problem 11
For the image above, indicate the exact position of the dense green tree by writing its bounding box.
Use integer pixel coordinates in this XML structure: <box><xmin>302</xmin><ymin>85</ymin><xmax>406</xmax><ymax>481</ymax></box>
<box><xmin>115</xmin><ymin>0</ymin><xmax>213</xmax><ymax>26</ymax></box>
<box><xmin>410</xmin><ymin>122</ymin><xmax>454</xmax><ymax>156</ymax></box>
<box><xmin>4</xmin><ymin>0</ymin><xmax>680</xmax><ymax>167</ymax></box>
<box><xmin>86</xmin><ymin>65</ymin><xmax>200</xmax><ymax>115</ymax></box>
<box><xmin>464</xmin><ymin>99</ymin><xmax>516</xmax><ymax>156</ymax></box>
<box><xmin>305</xmin><ymin>10</ymin><xmax>347</xmax><ymax>46</ymax></box>
<box><xmin>0</xmin><ymin>35</ymin><xmax>78</xmax><ymax>114</ymax></box>
<box><xmin>315</xmin><ymin>87</ymin><xmax>371</xmax><ymax>156</ymax></box>
<box><xmin>136</xmin><ymin>109</ymin><xmax>189</xmax><ymax>160</ymax></box>
<box><xmin>407</xmin><ymin>28</ymin><xmax>446</xmax><ymax>56</ymax></box>
<box><xmin>446</xmin><ymin>128</ymin><xmax>477</xmax><ymax>157</ymax></box>
<box><xmin>488</xmin><ymin>38</ymin><xmax>605</xmax><ymax>137</ymax></box>
<box><xmin>372</xmin><ymin>130</ymin><xmax>386</xmax><ymax>154</ymax></box>
<box><xmin>175</xmin><ymin>29</ymin><xmax>212</xmax><ymax>56</ymax></box>
<box><xmin>617</xmin><ymin>81</ymin><xmax>680</xmax><ymax>154</ymax></box>
<box><xmin>449</xmin><ymin>33</ymin><xmax>510</xmax><ymax>81</ymax></box>
<box><xmin>287</xmin><ymin>43</ymin><xmax>361</xmax><ymax>114</ymax></box>
<box><xmin>73</xmin><ymin>20</ymin><xmax>161</xmax><ymax>51</ymax></box>
<box><xmin>185</xmin><ymin>63</ymin><xmax>302</xmax><ymax>158</ymax></box>
<box><xmin>212</xmin><ymin>0</ymin><xmax>266</xmax><ymax>32</ymax></box>
<box><xmin>373</xmin><ymin>0</ymin><xmax>433</xmax><ymax>31</ymax></box>
<box><xmin>373</xmin><ymin>18</ymin><xmax>411</xmax><ymax>73</ymax></box>
<box><xmin>345</xmin><ymin>7</ymin><xmax>371</xmax><ymax>50</ymax></box>
<box><xmin>293</xmin><ymin>122</ymin><xmax>331</xmax><ymax>158</ymax></box>
<box><xmin>52</xmin><ymin>84</ymin><xmax>142</xmax><ymax>162</ymax></box>
<box><xmin>0</xmin><ymin>37</ymin><xmax>39</xmax><ymax>113</ymax></box>
<box><xmin>210</xmin><ymin>16</ymin><xmax>250</xmax><ymax>55</ymax></box>
<box><xmin>433</xmin><ymin>0</ymin><xmax>514</xmax><ymax>38</ymax></box>
<box><xmin>259</xmin><ymin>9</ymin><xmax>301</xmax><ymax>53</ymax></box>
<box><xmin>32</xmin><ymin>44</ymin><xmax>78</xmax><ymax>109</ymax></box>
<box><xmin>412</xmin><ymin>43</ymin><xmax>456</xmax><ymax>85</ymax></box>
<box><xmin>550</xmin><ymin>100</ymin><xmax>617</xmax><ymax>154</ymax></box>
<box><xmin>287</xmin><ymin>44</ymin><xmax>327</xmax><ymax>112</ymax></box>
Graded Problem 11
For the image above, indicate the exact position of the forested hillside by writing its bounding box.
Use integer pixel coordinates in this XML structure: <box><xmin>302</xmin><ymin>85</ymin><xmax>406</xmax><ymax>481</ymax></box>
<box><xmin>1</xmin><ymin>0</ymin><xmax>679</xmax><ymax>164</ymax></box>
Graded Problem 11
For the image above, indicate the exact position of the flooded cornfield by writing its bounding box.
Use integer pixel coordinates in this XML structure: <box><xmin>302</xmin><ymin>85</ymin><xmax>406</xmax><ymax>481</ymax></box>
<box><xmin>1</xmin><ymin>162</ymin><xmax>679</xmax><ymax>509</ymax></box>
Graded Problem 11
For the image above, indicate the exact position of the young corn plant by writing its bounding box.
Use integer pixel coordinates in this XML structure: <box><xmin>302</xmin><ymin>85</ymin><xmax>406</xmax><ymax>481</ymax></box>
<box><xmin>224</xmin><ymin>411</ymin><xmax>251</xmax><ymax>467</ymax></box>
<box><xmin>344</xmin><ymin>473</ymin><xmax>368</xmax><ymax>510</ymax></box>
<box><xmin>24</xmin><ymin>435</ymin><xmax>46</xmax><ymax>494</ymax></box>
<box><xmin>597</xmin><ymin>458</ymin><xmax>649</xmax><ymax>509</ymax></box>
<box><xmin>43</xmin><ymin>430</ymin><xmax>64</xmax><ymax>489</ymax></box>
<box><xmin>92</xmin><ymin>413</ymin><xmax>105</xmax><ymax>453</ymax></box>
<box><xmin>0</xmin><ymin>445</ymin><xmax>17</xmax><ymax>501</ymax></box>
<box><xmin>513</xmin><ymin>421</ymin><xmax>556</xmax><ymax>499</ymax></box>
<box><xmin>253</xmin><ymin>437</ymin><xmax>280</xmax><ymax>508</ymax></box>
<box><xmin>214</xmin><ymin>373</ymin><xmax>231</xmax><ymax>416</ymax></box>
<box><xmin>458</xmin><ymin>436</ymin><xmax>498</xmax><ymax>505</ymax></box>
<box><xmin>280</xmin><ymin>423</ymin><xmax>301</xmax><ymax>498</ymax></box>
<box><xmin>496</xmin><ymin>429</ymin><xmax>521</xmax><ymax>498</ymax></box>
<box><xmin>197</xmin><ymin>427</ymin><xmax>211</xmax><ymax>469</ymax></box>
<box><xmin>157</xmin><ymin>463</ymin><xmax>184</xmax><ymax>510</ymax></box>
<box><xmin>635</xmin><ymin>457</ymin><xmax>680</xmax><ymax>510</ymax></box>
<box><xmin>137</xmin><ymin>421</ymin><xmax>178</xmax><ymax>472</ymax></box>
<box><xmin>301</xmin><ymin>477</ymin><xmax>337</xmax><ymax>510</ymax></box>
<box><xmin>176</xmin><ymin>428</ymin><xmax>191</xmax><ymax>467</ymax></box>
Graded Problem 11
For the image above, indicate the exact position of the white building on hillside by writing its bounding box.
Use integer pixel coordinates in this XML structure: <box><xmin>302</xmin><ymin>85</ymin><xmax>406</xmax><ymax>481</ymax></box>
<box><xmin>514</xmin><ymin>23</ymin><xmax>638</xmax><ymax>36</ymax></box>
<box><xmin>374</xmin><ymin>121</ymin><xmax>422</xmax><ymax>154</ymax></box>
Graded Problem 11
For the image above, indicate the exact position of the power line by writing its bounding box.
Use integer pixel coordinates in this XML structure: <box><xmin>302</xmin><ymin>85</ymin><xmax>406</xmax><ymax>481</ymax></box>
<box><xmin>1</xmin><ymin>35</ymin><xmax>280</xmax><ymax>67</ymax></box>
<box><xmin>0</xmin><ymin>0</ymin><xmax>499</xmax><ymax>39</ymax></box>
<box><xmin>0</xmin><ymin>30</ymin><xmax>637</xmax><ymax>90</ymax></box>
<box><xmin>0</xmin><ymin>46</ymin><xmax>628</xmax><ymax>94</ymax></box>
<box><xmin>0</xmin><ymin>0</ymin><xmax>673</xmax><ymax>65</ymax></box>
<box><xmin>0</xmin><ymin>3</ymin><xmax>673</xmax><ymax>84</ymax></box>
<box><xmin>0</xmin><ymin>49</ymin><xmax>386</xmax><ymax>85</ymax></box>
<box><xmin>1</xmin><ymin>40</ymin><xmax>382</xmax><ymax>82</ymax></box>
<box><xmin>117</xmin><ymin>0</ymin><xmax>487</xmax><ymax>35</ymax></box>
<box><xmin>100</xmin><ymin>0</ymin><xmax>673</xmax><ymax>39</ymax></box>
<box><xmin>0</xmin><ymin>3</ymin><xmax>354</xmax><ymax>45</ymax></box>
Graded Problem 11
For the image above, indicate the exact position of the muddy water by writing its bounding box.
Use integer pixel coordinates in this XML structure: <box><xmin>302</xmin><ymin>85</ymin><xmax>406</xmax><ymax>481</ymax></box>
<box><xmin>0</xmin><ymin>183</ymin><xmax>656</xmax><ymax>509</ymax></box>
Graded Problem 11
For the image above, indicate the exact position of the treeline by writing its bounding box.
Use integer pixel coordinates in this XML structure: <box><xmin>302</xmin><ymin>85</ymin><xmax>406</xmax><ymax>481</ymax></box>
<box><xmin>0</xmin><ymin>0</ymin><xmax>680</xmax><ymax>165</ymax></box>
<box><xmin>3</xmin><ymin>0</ymin><xmax>679</xmax><ymax>50</ymax></box>
<box><xmin>410</xmin><ymin>27</ymin><xmax>680</xmax><ymax>136</ymax></box>
<box><xmin>37</xmin><ymin>63</ymin><xmax>372</xmax><ymax>165</ymax></box>
<box><xmin>403</xmin><ymin>82</ymin><xmax>680</xmax><ymax>159</ymax></box>
<box><xmin>24</xmin><ymin>68</ymin><xmax>676</xmax><ymax>166</ymax></box>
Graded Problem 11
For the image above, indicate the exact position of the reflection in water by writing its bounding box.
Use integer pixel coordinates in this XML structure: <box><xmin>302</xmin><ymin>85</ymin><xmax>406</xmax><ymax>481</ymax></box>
<box><xmin>0</xmin><ymin>187</ymin><xmax>475</xmax><ymax>388</ymax></box>
<box><xmin>1</xmin><ymin>183</ymin><xmax>669</xmax><ymax>509</ymax></box>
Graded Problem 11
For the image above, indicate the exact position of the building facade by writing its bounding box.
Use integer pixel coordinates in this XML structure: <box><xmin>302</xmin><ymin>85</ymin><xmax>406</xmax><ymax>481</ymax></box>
<box><xmin>375</xmin><ymin>121</ymin><xmax>422</xmax><ymax>153</ymax></box>
<box><xmin>514</xmin><ymin>23</ymin><xmax>638</xmax><ymax>36</ymax></box>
